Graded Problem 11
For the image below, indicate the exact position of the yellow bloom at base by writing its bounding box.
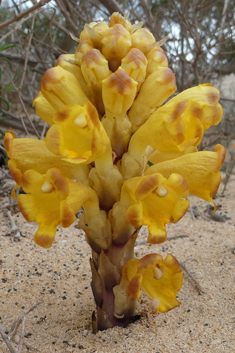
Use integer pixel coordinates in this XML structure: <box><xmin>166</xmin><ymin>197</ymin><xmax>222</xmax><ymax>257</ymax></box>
<box><xmin>114</xmin><ymin>253</ymin><xmax>182</xmax><ymax>318</ymax></box>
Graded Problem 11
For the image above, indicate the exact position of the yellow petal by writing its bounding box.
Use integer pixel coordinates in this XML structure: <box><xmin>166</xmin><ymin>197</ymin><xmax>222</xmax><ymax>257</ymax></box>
<box><xmin>81</xmin><ymin>48</ymin><xmax>110</xmax><ymax>115</ymax></box>
<box><xmin>41</xmin><ymin>66</ymin><xmax>89</xmax><ymax>110</ymax></box>
<box><xmin>146</xmin><ymin>144</ymin><xmax>226</xmax><ymax>208</ymax></box>
<box><xmin>148</xmin><ymin>146</ymin><xmax>198</xmax><ymax>164</ymax></box>
<box><xmin>81</xmin><ymin>22</ymin><xmax>109</xmax><ymax>50</ymax></box>
<box><xmin>4</xmin><ymin>130</ymin><xmax>89</xmax><ymax>184</ymax></box>
<box><xmin>128</xmin><ymin>66</ymin><xmax>176</xmax><ymax>132</ymax></box>
<box><xmin>118</xmin><ymin>253</ymin><xmax>183</xmax><ymax>313</ymax></box>
<box><xmin>56</xmin><ymin>53</ymin><xmax>92</xmax><ymax>100</ymax></box>
<box><xmin>81</xmin><ymin>49</ymin><xmax>110</xmax><ymax>86</ymax></box>
<box><xmin>33</xmin><ymin>91</ymin><xmax>56</xmax><ymax>126</ymax></box>
<box><xmin>169</xmin><ymin>84</ymin><xmax>223</xmax><ymax>130</ymax></box>
<box><xmin>138</xmin><ymin>254</ymin><xmax>183</xmax><ymax>313</ymax></box>
<box><xmin>46</xmin><ymin>102</ymin><xmax>110</xmax><ymax>164</ymax></box>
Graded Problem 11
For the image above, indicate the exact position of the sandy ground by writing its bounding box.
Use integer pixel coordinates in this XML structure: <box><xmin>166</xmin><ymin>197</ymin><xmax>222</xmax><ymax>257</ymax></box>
<box><xmin>0</xmin><ymin>174</ymin><xmax>235</xmax><ymax>353</ymax></box>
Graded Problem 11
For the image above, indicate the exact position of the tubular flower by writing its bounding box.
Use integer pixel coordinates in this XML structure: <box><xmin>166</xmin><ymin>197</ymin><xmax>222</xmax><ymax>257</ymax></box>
<box><xmin>5</xmin><ymin>12</ymin><xmax>225</xmax><ymax>332</ymax></box>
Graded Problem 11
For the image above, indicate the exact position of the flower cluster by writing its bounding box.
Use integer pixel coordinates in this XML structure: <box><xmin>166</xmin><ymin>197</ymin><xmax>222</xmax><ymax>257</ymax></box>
<box><xmin>4</xmin><ymin>13</ymin><xmax>225</xmax><ymax>331</ymax></box>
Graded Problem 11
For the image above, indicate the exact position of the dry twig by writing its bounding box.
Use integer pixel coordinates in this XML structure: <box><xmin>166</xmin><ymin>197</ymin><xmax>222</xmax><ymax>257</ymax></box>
<box><xmin>180</xmin><ymin>261</ymin><xmax>205</xmax><ymax>295</ymax></box>
<box><xmin>4</xmin><ymin>207</ymin><xmax>21</xmax><ymax>241</ymax></box>
<box><xmin>0</xmin><ymin>301</ymin><xmax>43</xmax><ymax>353</ymax></box>
<box><xmin>0</xmin><ymin>0</ymin><xmax>51</xmax><ymax>30</ymax></box>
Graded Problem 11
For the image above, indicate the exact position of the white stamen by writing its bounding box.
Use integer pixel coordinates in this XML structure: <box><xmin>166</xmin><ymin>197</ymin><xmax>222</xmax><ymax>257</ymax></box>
<box><xmin>154</xmin><ymin>266</ymin><xmax>164</xmax><ymax>280</ymax></box>
<box><xmin>156</xmin><ymin>184</ymin><xmax>168</xmax><ymax>198</ymax></box>
<box><xmin>74</xmin><ymin>113</ymin><xmax>87</xmax><ymax>127</ymax></box>
<box><xmin>41</xmin><ymin>180</ymin><xmax>54</xmax><ymax>193</ymax></box>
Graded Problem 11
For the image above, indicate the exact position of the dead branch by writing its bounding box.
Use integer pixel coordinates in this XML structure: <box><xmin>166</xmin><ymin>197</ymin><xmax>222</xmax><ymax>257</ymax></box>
<box><xmin>4</xmin><ymin>207</ymin><xmax>21</xmax><ymax>241</ymax></box>
<box><xmin>0</xmin><ymin>0</ymin><xmax>52</xmax><ymax>30</ymax></box>
<box><xmin>98</xmin><ymin>0</ymin><xmax>124</xmax><ymax>15</ymax></box>
<box><xmin>0</xmin><ymin>301</ymin><xmax>43</xmax><ymax>353</ymax></box>
<box><xmin>19</xmin><ymin>12</ymin><xmax>36</xmax><ymax>90</ymax></box>
<box><xmin>11</xmin><ymin>81</ymin><xmax>40</xmax><ymax>139</ymax></box>
<box><xmin>0</xmin><ymin>108</ymin><xmax>47</xmax><ymax>135</ymax></box>
<box><xmin>222</xmin><ymin>154</ymin><xmax>235</xmax><ymax>195</ymax></box>
<box><xmin>180</xmin><ymin>261</ymin><xmax>205</xmax><ymax>295</ymax></box>
<box><xmin>0</xmin><ymin>326</ymin><xmax>16</xmax><ymax>353</ymax></box>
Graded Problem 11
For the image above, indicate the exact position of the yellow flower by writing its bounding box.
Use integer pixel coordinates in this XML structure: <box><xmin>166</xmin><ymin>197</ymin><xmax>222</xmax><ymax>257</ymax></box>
<box><xmin>146</xmin><ymin>144</ymin><xmax>226</xmax><ymax>209</ymax></box>
<box><xmin>18</xmin><ymin>168</ymin><xmax>100</xmax><ymax>248</ymax></box>
<box><xmin>111</xmin><ymin>173</ymin><xmax>189</xmax><ymax>244</ymax></box>
<box><xmin>46</xmin><ymin>101</ymin><xmax>111</xmax><ymax>165</ymax></box>
<box><xmin>114</xmin><ymin>253</ymin><xmax>183</xmax><ymax>318</ymax></box>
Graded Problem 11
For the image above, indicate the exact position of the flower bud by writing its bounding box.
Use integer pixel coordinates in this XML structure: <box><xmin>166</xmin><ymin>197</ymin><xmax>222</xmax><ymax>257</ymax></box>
<box><xmin>121</xmin><ymin>48</ymin><xmax>147</xmax><ymax>84</ymax></box>
<box><xmin>33</xmin><ymin>91</ymin><xmax>56</xmax><ymax>126</ymax></box>
<box><xmin>81</xmin><ymin>49</ymin><xmax>110</xmax><ymax>86</ymax></box>
<box><xmin>85</xmin><ymin>22</ymin><xmax>109</xmax><ymax>49</ymax></box>
<box><xmin>128</xmin><ymin>67</ymin><xmax>176</xmax><ymax>132</ymax></box>
<box><xmin>81</xmin><ymin>49</ymin><xmax>110</xmax><ymax>115</ymax></box>
<box><xmin>109</xmin><ymin>12</ymin><xmax>132</xmax><ymax>30</ymax></box>
<box><xmin>102</xmin><ymin>67</ymin><xmax>138</xmax><ymax>118</ymax></box>
<box><xmin>102</xmin><ymin>24</ymin><xmax>132</xmax><ymax>71</ymax></box>
<box><xmin>146</xmin><ymin>47</ymin><xmax>168</xmax><ymax>76</ymax></box>
<box><xmin>80</xmin><ymin>22</ymin><xmax>97</xmax><ymax>41</ymax></box>
<box><xmin>56</xmin><ymin>54</ymin><xmax>92</xmax><ymax>100</ymax></box>
<box><xmin>75</xmin><ymin>40</ymin><xmax>94</xmax><ymax>66</ymax></box>
<box><xmin>131</xmin><ymin>28</ymin><xmax>156</xmax><ymax>55</ymax></box>
<box><xmin>41</xmin><ymin>66</ymin><xmax>89</xmax><ymax>110</ymax></box>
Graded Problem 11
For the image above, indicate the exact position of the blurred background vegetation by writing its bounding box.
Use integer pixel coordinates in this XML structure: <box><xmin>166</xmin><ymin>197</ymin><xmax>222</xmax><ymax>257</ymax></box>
<box><xmin>0</xmin><ymin>0</ymin><xmax>235</xmax><ymax>171</ymax></box>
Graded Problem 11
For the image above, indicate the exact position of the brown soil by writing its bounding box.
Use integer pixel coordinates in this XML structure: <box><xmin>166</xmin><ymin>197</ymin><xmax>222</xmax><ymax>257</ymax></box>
<box><xmin>0</xmin><ymin>174</ymin><xmax>235</xmax><ymax>353</ymax></box>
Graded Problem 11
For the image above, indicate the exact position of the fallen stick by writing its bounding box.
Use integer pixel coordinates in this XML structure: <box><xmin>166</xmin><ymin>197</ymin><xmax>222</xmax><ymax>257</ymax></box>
<box><xmin>180</xmin><ymin>261</ymin><xmax>205</xmax><ymax>295</ymax></box>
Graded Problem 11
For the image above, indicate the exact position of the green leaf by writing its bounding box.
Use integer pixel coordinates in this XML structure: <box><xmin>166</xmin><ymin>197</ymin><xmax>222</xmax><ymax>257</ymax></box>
<box><xmin>0</xmin><ymin>96</ymin><xmax>10</xmax><ymax>110</ymax></box>
<box><xmin>0</xmin><ymin>56</ymin><xmax>13</xmax><ymax>69</ymax></box>
<box><xmin>0</xmin><ymin>42</ymin><xmax>18</xmax><ymax>52</ymax></box>
<box><xmin>147</xmin><ymin>161</ymin><xmax>153</xmax><ymax>167</ymax></box>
